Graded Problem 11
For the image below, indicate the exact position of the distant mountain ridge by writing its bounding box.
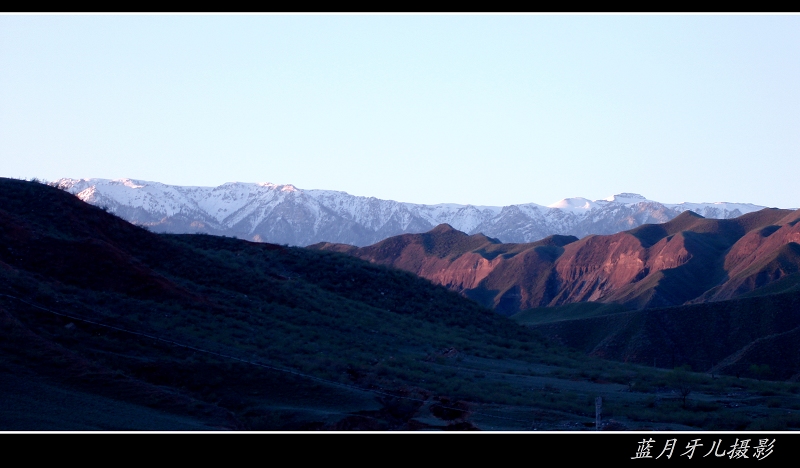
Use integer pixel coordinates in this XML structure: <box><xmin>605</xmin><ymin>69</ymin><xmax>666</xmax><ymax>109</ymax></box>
<box><xmin>53</xmin><ymin>178</ymin><xmax>769</xmax><ymax>246</ymax></box>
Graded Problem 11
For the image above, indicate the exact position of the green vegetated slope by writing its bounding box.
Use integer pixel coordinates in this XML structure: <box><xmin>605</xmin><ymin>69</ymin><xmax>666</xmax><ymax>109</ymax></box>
<box><xmin>518</xmin><ymin>288</ymin><xmax>800</xmax><ymax>381</ymax></box>
<box><xmin>512</xmin><ymin>302</ymin><xmax>634</xmax><ymax>326</ymax></box>
<box><xmin>3</xmin><ymin>178</ymin><xmax>800</xmax><ymax>431</ymax></box>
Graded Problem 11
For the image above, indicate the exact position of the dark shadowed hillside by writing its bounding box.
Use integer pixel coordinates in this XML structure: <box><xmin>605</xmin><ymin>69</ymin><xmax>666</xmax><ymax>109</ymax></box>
<box><xmin>3</xmin><ymin>178</ymin><xmax>800</xmax><ymax>431</ymax></box>
<box><xmin>0</xmin><ymin>178</ymin><xmax>559</xmax><ymax>429</ymax></box>
<box><xmin>517</xmin><ymin>290</ymin><xmax>800</xmax><ymax>381</ymax></box>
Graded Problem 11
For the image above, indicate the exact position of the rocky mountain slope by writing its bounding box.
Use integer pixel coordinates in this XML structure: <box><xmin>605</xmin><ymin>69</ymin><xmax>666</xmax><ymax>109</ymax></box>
<box><xmin>312</xmin><ymin>208</ymin><xmax>800</xmax><ymax>315</ymax></box>
<box><xmin>52</xmin><ymin>178</ymin><xmax>767</xmax><ymax>246</ymax></box>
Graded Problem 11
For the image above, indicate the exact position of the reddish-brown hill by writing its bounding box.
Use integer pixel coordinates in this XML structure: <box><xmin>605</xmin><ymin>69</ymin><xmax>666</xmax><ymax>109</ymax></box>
<box><xmin>312</xmin><ymin>225</ymin><xmax>576</xmax><ymax>315</ymax></box>
<box><xmin>310</xmin><ymin>208</ymin><xmax>800</xmax><ymax>314</ymax></box>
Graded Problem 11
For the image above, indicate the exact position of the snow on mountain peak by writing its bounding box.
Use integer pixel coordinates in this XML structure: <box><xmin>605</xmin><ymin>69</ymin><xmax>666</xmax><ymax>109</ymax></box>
<box><xmin>51</xmin><ymin>177</ymin><xmax>775</xmax><ymax>246</ymax></box>
<box><xmin>547</xmin><ymin>197</ymin><xmax>596</xmax><ymax>214</ymax></box>
<box><xmin>604</xmin><ymin>193</ymin><xmax>648</xmax><ymax>204</ymax></box>
<box><xmin>117</xmin><ymin>178</ymin><xmax>145</xmax><ymax>189</ymax></box>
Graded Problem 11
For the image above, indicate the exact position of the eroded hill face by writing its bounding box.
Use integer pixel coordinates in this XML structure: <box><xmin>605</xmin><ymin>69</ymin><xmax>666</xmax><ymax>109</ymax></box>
<box><xmin>311</xmin><ymin>208</ymin><xmax>800</xmax><ymax>314</ymax></box>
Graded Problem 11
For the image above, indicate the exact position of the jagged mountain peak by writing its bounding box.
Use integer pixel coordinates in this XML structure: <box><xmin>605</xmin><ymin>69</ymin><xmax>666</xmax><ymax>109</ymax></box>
<box><xmin>603</xmin><ymin>193</ymin><xmax>649</xmax><ymax>203</ymax></box>
<box><xmin>51</xmin><ymin>178</ymin><xmax>775</xmax><ymax>247</ymax></box>
<box><xmin>429</xmin><ymin>223</ymin><xmax>458</xmax><ymax>234</ymax></box>
<box><xmin>547</xmin><ymin>197</ymin><xmax>596</xmax><ymax>213</ymax></box>
<box><xmin>673</xmin><ymin>210</ymin><xmax>705</xmax><ymax>220</ymax></box>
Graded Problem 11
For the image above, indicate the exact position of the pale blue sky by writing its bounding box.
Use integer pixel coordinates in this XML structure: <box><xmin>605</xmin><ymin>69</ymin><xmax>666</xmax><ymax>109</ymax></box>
<box><xmin>2</xmin><ymin>14</ymin><xmax>799</xmax><ymax>208</ymax></box>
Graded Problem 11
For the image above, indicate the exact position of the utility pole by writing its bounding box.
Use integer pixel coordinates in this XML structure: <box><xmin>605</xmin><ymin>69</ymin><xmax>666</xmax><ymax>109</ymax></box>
<box><xmin>595</xmin><ymin>396</ymin><xmax>602</xmax><ymax>431</ymax></box>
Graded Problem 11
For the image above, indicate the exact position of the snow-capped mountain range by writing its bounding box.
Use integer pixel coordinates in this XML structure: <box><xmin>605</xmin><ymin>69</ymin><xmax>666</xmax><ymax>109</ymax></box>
<box><xmin>52</xmin><ymin>178</ymin><xmax>771</xmax><ymax>247</ymax></box>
